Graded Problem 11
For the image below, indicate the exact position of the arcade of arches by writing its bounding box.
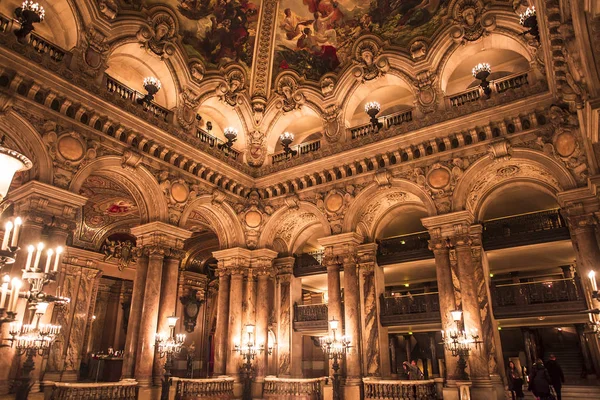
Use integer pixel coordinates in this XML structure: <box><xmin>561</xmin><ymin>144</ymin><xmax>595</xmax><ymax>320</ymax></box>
<box><xmin>0</xmin><ymin>0</ymin><xmax>600</xmax><ymax>399</ymax></box>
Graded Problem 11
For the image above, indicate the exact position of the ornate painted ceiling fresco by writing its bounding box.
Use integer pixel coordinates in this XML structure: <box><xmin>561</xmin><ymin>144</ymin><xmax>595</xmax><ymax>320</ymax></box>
<box><xmin>273</xmin><ymin>0</ymin><xmax>449</xmax><ymax>82</ymax></box>
<box><xmin>76</xmin><ymin>175</ymin><xmax>141</xmax><ymax>249</ymax></box>
<box><xmin>143</xmin><ymin>0</ymin><xmax>262</xmax><ymax>68</ymax></box>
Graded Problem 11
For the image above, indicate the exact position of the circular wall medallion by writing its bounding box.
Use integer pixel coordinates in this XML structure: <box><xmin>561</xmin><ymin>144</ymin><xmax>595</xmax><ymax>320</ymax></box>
<box><xmin>245</xmin><ymin>211</ymin><xmax>262</xmax><ymax>228</ymax></box>
<box><xmin>171</xmin><ymin>182</ymin><xmax>189</xmax><ymax>203</ymax></box>
<box><xmin>57</xmin><ymin>136</ymin><xmax>84</xmax><ymax>161</ymax></box>
<box><xmin>554</xmin><ymin>132</ymin><xmax>577</xmax><ymax>157</ymax></box>
<box><xmin>427</xmin><ymin>168</ymin><xmax>451</xmax><ymax>189</ymax></box>
<box><xmin>325</xmin><ymin>193</ymin><xmax>344</xmax><ymax>212</ymax></box>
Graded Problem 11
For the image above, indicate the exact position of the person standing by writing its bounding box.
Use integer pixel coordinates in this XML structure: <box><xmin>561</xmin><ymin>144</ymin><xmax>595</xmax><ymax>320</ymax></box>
<box><xmin>528</xmin><ymin>360</ymin><xmax>553</xmax><ymax>400</ymax></box>
<box><xmin>545</xmin><ymin>354</ymin><xmax>565</xmax><ymax>400</ymax></box>
<box><xmin>409</xmin><ymin>360</ymin><xmax>424</xmax><ymax>380</ymax></box>
<box><xmin>507</xmin><ymin>360</ymin><xmax>525</xmax><ymax>400</ymax></box>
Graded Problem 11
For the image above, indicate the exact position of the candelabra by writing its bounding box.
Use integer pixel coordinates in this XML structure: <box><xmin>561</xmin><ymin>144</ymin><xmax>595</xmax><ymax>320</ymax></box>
<box><xmin>441</xmin><ymin>310</ymin><xmax>482</xmax><ymax>381</ymax></box>
<box><xmin>235</xmin><ymin>324</ymin><xmax>269</xmax><ymax>400</ymax></box>
<box><xmin>472</xmin><ymin>63</ymin><xmax>492</xmax><ymax>97</ymax></box>
<box><xmin>14</xmin><ymin>0</ymin><xmax>45</xmax><ymax>41</ymax></box>
<box><xmin>137</xmin><ymin>76</ymin><xmax>161</xmax><ymax>106</ymax></box>
<box><xmin>320</xmin><ymin>319</ymin><xmax>351</xmax><ymax>400</ymax></box>
<box><xmin>519</xmin><ymin>6</ymin><xmax>539</xmax><ymax>42</ymax></box>
<box><xmin>218</xmin><ymin>127</ymin><xmax>238</xmax><ymax>151</ymax></box>
<box><xmin>365</xmin><ymin>101</ymin><xmax>383</xmax><ymax>130</ymax></box>
<box><xmin>5</xmin><ymin>301</ymin><xmax>61</xmax><ymax>400</ymax></box>
<box><xmin>155</xmin><ymin>315</ymin><xmax>185</xmax><ymax>400</ymax></box>
<box><xmin>279</xmin><ymin>132</ymin><xmax>297</xmax><ymax>157</ymax></box>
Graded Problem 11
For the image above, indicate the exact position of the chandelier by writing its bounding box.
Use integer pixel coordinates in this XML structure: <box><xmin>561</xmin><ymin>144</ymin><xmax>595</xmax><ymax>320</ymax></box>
<box><xmin>218</xmin><ymin>127</ymin><xmax>238</xmax><ymax>151</ymax></box>
<box><xmin>320</xmin><ymin>319</ymin><xmax>350</xmax><ymax>400</ymax></box>
<box><xmin>14</xmin><ymin>1</ymin><xmax>45</xmax><ymax>40</ymax></box>
<box><xmin>472</xmin><ymin>63</ymin><xmax>492</xmax><ymax>97</ymax></box>
<box><xmin>519</xmin><ymin>6</ymin><xmax>539</xmax><ymax>42</ymax></box>
<box><xmin>234</xmin><ymin>324</ymin><xmax>269</xmax><ymax>400</ymax></box>
<box><xmin>7</xmin><ymin>302</ymin><xmax>61</xmax><ymax>355</ymax></box>
<box><xmin>365</xmin><ymin>101</ymin><xmax>382</xmax><ymax>129</ymax></box>
<box><xmin>279</xmin><ymin>132</ymin><xmax>297</xmax><ymax>157</ymax></box>
<box><xmin>0</xmin><ymin>136</ymin><xmax>32</xmax><ymax>202</ymax></box>
<box><xmin>138</xmin><ymin>76</ymin><xmax>161</xmax><ymax>106</ymax></box>
<box><xmin>155</xmin><ymin>315</ymin><xmax>185</xmax><ymax>400</ymax></box>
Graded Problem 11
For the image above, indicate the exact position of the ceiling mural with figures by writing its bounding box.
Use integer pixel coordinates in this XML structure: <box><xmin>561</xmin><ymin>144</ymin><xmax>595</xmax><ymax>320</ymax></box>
<box><xmin>76</xmin><ymin>175</ymin><xmax>141</xmax><ymax>248</ymax></box>
<box><xmin>144</xmin><ymin>0</ymin><xmax>262</xmax><ymax>68</ymax></box>
<box><xmin>273</xmin><ymin>0</ymin><xmax>450</xmax><ymax>82</ymax></box>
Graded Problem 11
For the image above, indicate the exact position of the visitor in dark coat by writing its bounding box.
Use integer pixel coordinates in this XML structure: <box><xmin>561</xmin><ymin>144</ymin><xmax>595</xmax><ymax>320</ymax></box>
<box><xmin>545</xmin><ymin>354</ymin><xmax>565</xmax><ymax>400</ymax></box>
<box><xmin>528</xmin><ymin>360</ymin><xmax>553</xmax><ymax>399</ymax></box>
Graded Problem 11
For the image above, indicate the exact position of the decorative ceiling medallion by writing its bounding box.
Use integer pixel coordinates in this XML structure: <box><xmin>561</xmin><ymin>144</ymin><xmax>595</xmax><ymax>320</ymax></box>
<box><xmin>56</xmin><ymin>135</ymin><xmax>85</xmax><ymax>161</ymax></box>
<box><xmin>171</xmin><ymin>181</ymin><xmax>190</xmax><ymax>203</ymax></box>
<box><xmin>427</xmin><ymin>167</ymin><xmax>451</xmax><ymax>189</ymax></box>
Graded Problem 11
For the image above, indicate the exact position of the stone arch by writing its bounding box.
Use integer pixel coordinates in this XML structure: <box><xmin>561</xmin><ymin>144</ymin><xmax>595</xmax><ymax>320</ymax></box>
<box><xmin>452</xmin><ymin>149</ymin><xmax>578</xmax><ymax>221</ymax></box>
<box><xmin>258</xmin><ymin>201</ymin><xmax>331</xmax><ymax>254</ymax></box>
<box><xmin>69</xmin><ymin>156</ymin><xmax>168</xmax><ymax>223</ymax></box>
<box><xmin>179</xmin><ymin>196</ymin><xmax>245</xmax><ymax>249</ymax></box>
<box><xmin>343</xmin><ymin>179</ymin><xmax>437</xmax><ymax>242</ymax></box>
<box><xmin>0</xmin><ymin>111</ymin><xmax>53</xmax><ymax>185</ymax></box>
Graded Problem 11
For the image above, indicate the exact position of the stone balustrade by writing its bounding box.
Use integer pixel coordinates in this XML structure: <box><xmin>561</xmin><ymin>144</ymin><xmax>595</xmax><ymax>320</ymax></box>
<box><xmin>171</xmin><ymin>376</ymin><xmax>234</xmax><ymax>399</ymax></box>
<box><xmin>263</xmin><ymin>376</ymin><xmax>326</xmax><ymax>400</ymax></box>
<box><xmin>363</xmin><ymin>378</ymin><xmax>437</xmax><ymax>400</ymax></box>
<box><xmin>42</xmin><ymin>380</ymin><xmax>139</xmax><ymax>400</ymax></box>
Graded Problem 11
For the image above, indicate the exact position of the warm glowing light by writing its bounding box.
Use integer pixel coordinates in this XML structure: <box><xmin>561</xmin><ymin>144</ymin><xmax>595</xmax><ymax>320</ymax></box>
<box><xmin>450</xmin><ymin>310</ymin><xmax>463</xmax><ymax>322</ymax></box>
<box><xmin>519</xmin><ymin>6</ymin><xmax>536</xmax><ymax>25</ymax></box>
<box><xmin>589</xmin><ymin>270</ymin><xmax>598</xmax><ymax>292</ymax></box>
<box><xmin>21</xmin><ymin>1</ymin><xmax>45</xmax><ymax>20</ymax></box>
<box><xmin>364</xmin><ymin>101</ymin><xmax>381</xmax><ymax>113</ymax></box>
<box><xmin>280</xmin><ymin>132</ymin><xmax>294</xmax><ymax>143</ymax></box>
<box><xmin>329</xmin><ymin>319</ymin><xmax>339</xmax><ymax>331</ymax></box>
<box><xmin>167</xmin><ymin>315</ymin><xmax>179</xmax><ymax>328</ymax></box>
<box><xmin>224</xmin><ymin>127</ymin><xmax>238</xmax><ymax>138</ymax></box>
<box><xmin>472</xmin><ymin>63</ymin><xmax>491</xmax><ymax>78</ymax></box>
<box><xmin>143</xmin><ymin>76</ymin><xmax>161</xmax><ymax>90</ymax></box>
<box><xmin>245</xmin><ymin>324</ymin><xmax>255</xmax><ymax>334</ymax></box>
<box><xmin>36</xmin><ymin>302</ymin><xmax>49</xmax><ymax>315</ymax></box>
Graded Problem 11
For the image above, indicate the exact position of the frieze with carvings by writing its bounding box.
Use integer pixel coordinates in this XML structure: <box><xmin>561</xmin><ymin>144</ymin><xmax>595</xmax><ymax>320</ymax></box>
<box><xmin>233</xmin><ymin>190</ymin><xmax>273</xmax><ymax>249</ymax></box>
<box><xmin>157</xmin><ymin>170</ymin><xmax>209</xmax><ymax>225</ymax></box>
<box><xmin>101</xmin><ymin>238</ymin><xmax>138</xmax><ymax>271</ymax></box>
<box><xmin>448</xmin><ymin>0</ymin><xmax>496</xmax><ymax>45</ymax></box>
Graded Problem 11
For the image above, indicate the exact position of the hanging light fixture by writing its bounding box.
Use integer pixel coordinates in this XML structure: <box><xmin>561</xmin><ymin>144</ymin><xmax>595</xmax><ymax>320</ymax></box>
<box><xmin>218</xmin><ymin>127</ymin><xmax>238</xmax><ymax>151</ymax></box>
<box><xmin>472</xmin><ymin>63</ymin><xmax>492</xmax><ymax>97</ymax></box>
<box><xmin>14</xmin><ymin>0</ymin><xmax>45</xmax><ymax>40</ymax></box>
<box><xmin>279</xmin><ymin>132</ymin><xmax>297</xmax><ymax>157</ymax></box>
<box><xmin>0</xmin><ymin>137</ymin><xmax>32</xmax><ymax>203</ymax></box>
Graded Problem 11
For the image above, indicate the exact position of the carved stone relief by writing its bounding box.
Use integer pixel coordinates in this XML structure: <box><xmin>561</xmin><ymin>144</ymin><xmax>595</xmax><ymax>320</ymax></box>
<box><xmin>136</xmin><ymin>12</ymin><xmax>177</xmax><ymax>60</ymax></box>
<box><xmin>351</xmin><ymin>38</ymin><xmax>389</xmax><ymax>82</ymax></box>
<box><xmin>217</xmin><ymin>68</ymin><xmax>246</xmax><ymax>107</ymax></box>
<box><xmin>275</xmin><ymin>75</ymin><xmax>305</xmax><ymax>113</ymax></box>
<box><xmin>449</xmin><ymin>0</ymin><xmax>496</xmax><ymax>44</ymax></box>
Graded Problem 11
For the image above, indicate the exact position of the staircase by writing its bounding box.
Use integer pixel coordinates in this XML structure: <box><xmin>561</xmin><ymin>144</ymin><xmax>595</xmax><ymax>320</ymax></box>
<box><xmin>542</xmin><ymin>348</ymin><xmax>585</xmax><ymax>383</ymax></box>
<box><xmin>510</xmin><ymin>386</ymin><xmax>600</xmax><ymax>400</ymax></box>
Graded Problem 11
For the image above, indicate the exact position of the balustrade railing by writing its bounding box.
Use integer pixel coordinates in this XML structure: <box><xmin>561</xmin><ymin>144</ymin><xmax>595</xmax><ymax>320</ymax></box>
<box><xmin>43</xmin><ymin>380</ymin><xmax>138</xmax><ymax>400</ymax></box>
<box><xmin>263</xmin><ymin>376</ymin><xmax>326</xmax><ymax>400</ymax></box>
<box><xmin>363</xmin><ymin>378</ymin><xmax>436</xmax><ymax>400</ymax></box>
<box><xmin>272</xmin><ymin>139</ymin><xmax>321</xmax><ymax>164</ymax></box>
<box><xmin>0</xmin><ymin>14</ymin><xmax>10</xmax><ymax>33</ymax></box>
<box><xmin>377</xmin><ymin>231</ymin><xmax>433</xmax><ymax>265</ymax></box>
<box><xmin>104</xmin><ymin>74</ymin><xmax>172</xmax><ymax>121</ymax></box>
<box><xmin>482</xmin><ymin>209</ymin><xmax>569</xmax><ymax>249</ymax></box>
<box><xmin>294</xmin><ymin>251</ymin><xmax>327</xmax><ymax>276</ymax></box>
<box><xmin>29</xmin><ymin>33</ymin><xmax>66</xmax><ymax>62</ymax></box>
<box><xmin>294</xmin><ymin>303</ymin><xmax>328</xmax><ymax>322</ymax></box>
<box><xmin>447</xmin><ymin>71</ymin><xmax>531</xmax><ymax>108</ymax></box>
<box><xmin>195</xmin><ymin>128</ymin><xmax>240</xmax><ymax>160</ymax></box>
<box><xmin>350</xmin><ymin>109</ymin><xmax>414</xmax><ymax>139</ymax></box>
<box><xmin>495</xmin><ymin>72</ymin><xmax>529</xmax><ymax>93</ymax></box>
<box><xmin>491</xmin><ymin>276</ymin><xmax>587</xmax><ymax>318</ymax></box>
<box><xmin>385</xmin><ymin>109</ymin><xmax>413</xmax><ymax>129</ymax></box>
<box><xmin>379</xmin><ymin>292</ymin><xmax>440</xmax><ymax>326</ymax></box>
<box><xmin>171</xmin><ymin>377</ymin><xmax>234</xmax><ymax>400</ymax></box>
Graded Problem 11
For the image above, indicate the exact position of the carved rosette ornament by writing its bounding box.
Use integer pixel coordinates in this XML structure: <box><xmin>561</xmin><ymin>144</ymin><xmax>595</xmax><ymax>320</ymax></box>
<box><xmin>189</xmin><ymin>61</ymin><xmax>205</xmax><ymax>83</ymax></box>
<box><xmin>351</xmin><ymin>37</ymin><xmax>389</xmax><ymax>82</ymax></box>
<box><xmin>409</xmin><ymin>40</ymin><xmax>428</xmax><ymax>60</ymax></box>
<box><xmin>217</xmin><ymin>67</ymin><xmax>246</xmax><ymax>107</ymax></box>
<box><xmin>136</xmin><ymin>12</ymin><xmax>177</xmax><ymax>60</ymax></box>
<box><xmin>448</xmin><ymin>0</ymin><xmax>496</xmax><ymax>44</ymax></box>
<box><xmin>320</xmin><ymin>76</ymin><xmax>336</xmax><ymax>97</ymax></box>
<box><xmin>275</xmin><ymin>74</ymin><xmax>305</xmax><ymax>113</ymax></box>
<box><xmin>233</xmin><ymin>190</ymin><xmax>273</xmax><ymax>249</ymax></box>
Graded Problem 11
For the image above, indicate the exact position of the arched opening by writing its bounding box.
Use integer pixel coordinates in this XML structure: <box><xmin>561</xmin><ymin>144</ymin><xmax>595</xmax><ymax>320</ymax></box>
<box><xmin>196</xmin><ymin>96</ymin><xmax>246</xmax><ymax>150</ymax></box>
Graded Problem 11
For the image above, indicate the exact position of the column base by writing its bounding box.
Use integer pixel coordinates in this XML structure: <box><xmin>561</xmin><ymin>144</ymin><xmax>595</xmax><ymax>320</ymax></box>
<box><xmin>251</xmin><ymin>378</ymin><xmax>264</xmax><ymax>399</ymax></box>
<box><xmin>138</xmin><ymin>385</ymin><xmax>161</xmax><ymax>400</ymax></box>
<box><xmin>490</xmin><ymin>373</ymin><xmax>505</xmax><ymax>400</ymax></box>
<box><xmin>135</xmin><ymin>375</ymin><xmax>154</xmax><ymax>388</ymax></box>
<box><xmin>343</xmin><ymin>380</ymin><xmax>362</xmax><ymax>400</ymax></box>
<box><xmin>434</xmin><ymin>377</ymin><xmax>444</xmax><ymax>399</ymax></box>
<box><xmin>470</xmin><ymin>378</ymin><xmax>494</xmax><ymax>400</ymax></box>
<box><xmin>233</xmin><ymin>381</ymin><xmax>243</xmax><ymax>398</ymax></box>
<box><xmin>443</xmin><ymin>380</ymin><xmax>472</xmax><ymax>400</ymax></box>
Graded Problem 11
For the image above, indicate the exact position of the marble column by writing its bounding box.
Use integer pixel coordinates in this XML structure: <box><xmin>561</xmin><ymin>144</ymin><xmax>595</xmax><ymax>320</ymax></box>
<box><xmin>153</xmin><ymin>255</ymin><xmax>183</xmax><ymax>385</ymax></box>
<box><xmin>227</xmin><ymin>270</ymin><xmax>245</xmax><ymax>376</ymax></box>
<box><xmin>343</xmin><ymin>252</ymin><xmax>362</xmax><ymax>384</ymax></box>
<box><xmin>213</xmin><ymin>269</ymin><xmax>230</xmax><ymax>375</ymax></box>
<box><xmin>134</xmin><ymin>249</ymin><xmax>165</xmax><ymax>387</ymax></box>
<box><xmin>430</xmin><ymin>332</ymin><xmax>440</xmax><ymax>377</ymax></box>
<box><xmin>358</xmin><ymin>243</ymin><xmax>390</xmax><ymax>377</ymax></box>
<box><xmin>121</xmin><ymin>256</ymin><xmax>149</xmax><ymax>378</ymax></box>
<box><xmin>274</xmin><ymin>257</ymin><xmax>299</xmax><ymax>377</ymax></box>
<box><xmin>452</xmin><ymin>236</ymin><xmax>491</xmax><ymax>384</ymax></box>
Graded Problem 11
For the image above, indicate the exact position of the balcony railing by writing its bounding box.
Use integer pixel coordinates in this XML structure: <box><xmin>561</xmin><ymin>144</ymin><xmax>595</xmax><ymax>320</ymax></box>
<box><xmin>491</xmin><ymin>277</ymin><xmax>587</xmax><ymax>319</ymax></box>
<box><xmin>379</xmin><ymin>292</ymin><xmax>440</xmax><ymax>326</ymax></box>
<box><xmin>447</xmin><ymin>71</ymin><xmax>531</xmax><ymax>108</ymax></box>
<box><xmin>105</xmin><ymin>74</ymin><xmax>171</xmax><ymax>121</ymax></box>
<box><xmin>350</xmin><ymin>109</ymin><xmax>414</xmax><ymax>140</ymax></box>
<box><xmin>294</xmin><ymin>303</ymin><xmax>329</xmax><ymax>332</ymax></box>
<box><xmin>0</xmin><ymin>15</ymin><xmax>11</xmax><ymax>33</ymax></box>
<box><xmin>377</xmin><ymin>231</ymin><xmax>433</xmax><ymax>265</ymax></box>
<box><xmin>29</xmin><ymin>33</ymin><xmax>66</xmax><ymax>63</ymax></box>
<box><xmin>482</xmin><ymin>209</ymin><xmax>570</xmax><ymax>250</ymax></box>
<box><xmin>293</xmin><ymin>251</ymin><xmax>328</xmax><ymax>277</ymax></box>
<box><xmin>263</xmin><ymin>376</ymin><xmax>326</xmax><ymax>400</ymax></box>
<box><xmin>195</xmin><ymin>128</ymin><xmax>240</xmax><ymax>160</ymax></box>
<box><xmin>171</xmin><ymin>377</ymin><xmax>234</xmax><ymax>399</ymax></box>
<box><xmin>42</xmin><ymin>380</ymin><xmax>139</xmax><ymax>400</ymax></box>
<box><xmin>363</xmin><ymin>378</ymin><xmax>436</xmax><ymax>400</ymax></box>
<box><xmin>272</xmin><ymin>139</ymin><xmax>321</xmax><ymax>164</ymax></box>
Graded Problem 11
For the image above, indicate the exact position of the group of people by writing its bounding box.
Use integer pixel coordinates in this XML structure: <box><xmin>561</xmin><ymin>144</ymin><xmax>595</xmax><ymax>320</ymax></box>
<box><xmin>507</xmin><ymin>355</ymin><xmax>565</xmax><ymax>400</ymax></box>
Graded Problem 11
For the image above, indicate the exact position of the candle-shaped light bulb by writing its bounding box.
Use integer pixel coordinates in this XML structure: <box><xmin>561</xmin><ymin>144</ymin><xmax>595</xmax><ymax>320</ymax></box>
<box><xmin>11</xmin><ymin>218</ymin><xmax>21</xmax><ymax>248</ymax></box>
<box><xmin>24</xmin><ymin>245</ymin><xmax>34</xmax><ymax>271</ymax></box>
<box><xmin>33</xmin><ymin>242</ymin><xmax>44</xmax><ymax>271</ymax></box>
<box><xmin>2</xmin><ymin>221</ymin><xmax>13</xmax><ymax>250</ymax></box>
<box><xmin>0</xmin><ymin>275</ymin><xmax>9</xmax><ymax>309</ymax></box>
<box><xmin>589</xmin><ymin>270</ymin><xmax>598</xmax><ymax>292</ymax></box>
<box><xmin>44</xmin><ymin>249</ymin><xmax>54</xmax><ymax>274</ymax></box>
<box><xmin>8</xmin><ymin>278</ymin><xmax>21</xmax><ymax>312</ymax></box>
<box><xmin>53</xmin><ymin>246</ymin><xmax>63</xmax><ymax>272</ymax></box>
